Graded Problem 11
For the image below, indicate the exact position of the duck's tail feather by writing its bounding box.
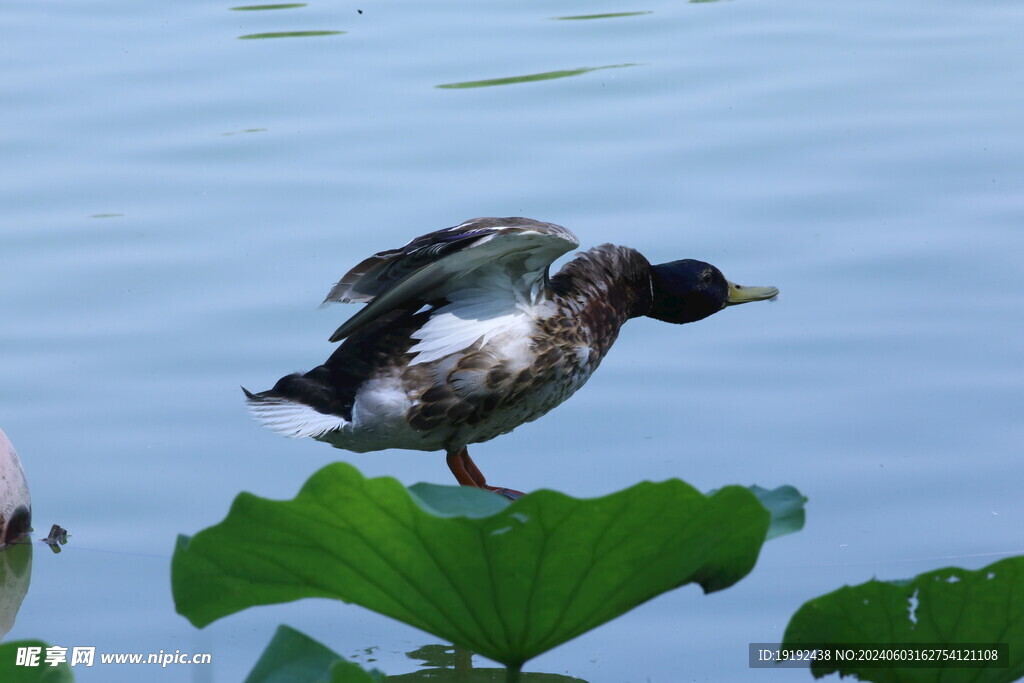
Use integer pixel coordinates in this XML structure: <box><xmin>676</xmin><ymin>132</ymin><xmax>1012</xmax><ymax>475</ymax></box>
<box><xmin>243</xmin><ymin>379</ymin><xmax>350</xmax><ymax>439</ymax></box>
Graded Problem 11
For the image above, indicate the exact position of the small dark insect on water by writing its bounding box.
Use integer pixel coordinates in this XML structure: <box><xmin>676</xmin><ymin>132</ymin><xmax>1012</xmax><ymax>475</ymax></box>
<box><xmin>42</xmin><ymin>524</ymin><xmax>69</xmax><ymax>553</ymax></box>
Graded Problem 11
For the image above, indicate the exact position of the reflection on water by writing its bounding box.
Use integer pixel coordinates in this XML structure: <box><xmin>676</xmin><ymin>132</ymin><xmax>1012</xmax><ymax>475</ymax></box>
<box><xmin>220</xmin><ymin>128</ymin><xmax>269</xmax><ymax>137</ymax></box>
<box><xmin>375</xmin><ymin>643</ymin><xmax>588</xmax><ymax>682</ymax></box>
<box><xmin>551</xmin><ymin>12</ymin><xmax>652</xmax><ymax>20</ymax></box>
<box><xmin>437</xmin><ymin>64</ymin><xmax>638</xmax><ymax>89</ymax></box>
<box><xmin>251</xmin><ymin>627</ymin><xmax>588</xmax><ymax>682</ymax></box>
<box><xmin>0</xmin><ymin>543</ymin><xmax>31</xmax><ymax>641</ymax></box>
<box><xmin>237</xmin><ymin>30</ymin><xmax>344</xmax><ymax>40</ymax></box>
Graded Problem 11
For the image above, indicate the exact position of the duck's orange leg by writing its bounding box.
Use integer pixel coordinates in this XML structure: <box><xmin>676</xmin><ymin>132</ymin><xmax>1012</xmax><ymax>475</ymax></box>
<box><xmin>446</xmin><ymin>447</ymin><xmax>524</xmax><ymax>500</ymax></box>
<box><xmin>446</xmin><ymin>446</ymin><xmax>485</xmax><ymax>487</ymax></box>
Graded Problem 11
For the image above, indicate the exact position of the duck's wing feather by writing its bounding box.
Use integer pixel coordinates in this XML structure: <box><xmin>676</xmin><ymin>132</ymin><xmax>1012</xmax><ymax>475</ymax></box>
<box><xmin>324</xmin><ymin>217</ymin><xmax>578</xmax><ymax>343</ymax></box>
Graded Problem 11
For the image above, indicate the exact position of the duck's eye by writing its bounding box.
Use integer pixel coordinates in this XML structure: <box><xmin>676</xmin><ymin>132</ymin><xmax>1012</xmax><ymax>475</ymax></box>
<box><xmin>700</xmin><ymin>271</ymin><xmax>713</xmax><ymax>285</ymax></box>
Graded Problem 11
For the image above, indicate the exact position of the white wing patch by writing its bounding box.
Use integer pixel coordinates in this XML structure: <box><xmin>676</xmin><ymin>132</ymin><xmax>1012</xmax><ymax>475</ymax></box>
<box><xmin>247</xmin><ymin>398</ymin><xmax>348</xmax><ymax>438</ymax></box>
<box><xmin>408</xmin><ymin>269</ymin><xmax>541</xmax><ymax>365</ymax></box>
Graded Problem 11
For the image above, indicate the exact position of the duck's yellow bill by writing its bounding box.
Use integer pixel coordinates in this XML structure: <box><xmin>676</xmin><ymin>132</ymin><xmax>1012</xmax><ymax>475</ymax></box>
<box><xmin>725</xmin><ymin>281</ymin><xmax>779</xmax><ymax>305</ymax></box>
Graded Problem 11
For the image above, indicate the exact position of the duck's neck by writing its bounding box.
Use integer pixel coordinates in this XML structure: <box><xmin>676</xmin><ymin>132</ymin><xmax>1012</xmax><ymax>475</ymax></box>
<box><xmin>547</xmin><ymin>245</ymin><xmax>653</xmax><ymax>355</ymax></box>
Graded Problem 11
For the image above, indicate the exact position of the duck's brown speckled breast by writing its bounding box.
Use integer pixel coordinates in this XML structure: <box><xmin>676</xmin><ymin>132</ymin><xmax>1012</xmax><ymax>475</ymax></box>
<box><xmin>403</xmin><ymin>244</ymin><xmax>653</xmax><ymax>450</ymax></box>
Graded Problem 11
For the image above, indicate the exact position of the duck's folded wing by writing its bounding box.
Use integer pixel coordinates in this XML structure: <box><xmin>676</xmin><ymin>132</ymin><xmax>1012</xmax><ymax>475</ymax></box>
<box><xmin>324</xmin><ymin>217</ymin><xmax>578</xmax><ymax>343</ymax></box>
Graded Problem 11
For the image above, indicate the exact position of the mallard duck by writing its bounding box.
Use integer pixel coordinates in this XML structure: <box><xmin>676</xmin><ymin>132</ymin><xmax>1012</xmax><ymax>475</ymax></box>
<box><xmin>245</xmin><ymin>217</ymin><xmax>777</xmax><ymax>498</ymax></box>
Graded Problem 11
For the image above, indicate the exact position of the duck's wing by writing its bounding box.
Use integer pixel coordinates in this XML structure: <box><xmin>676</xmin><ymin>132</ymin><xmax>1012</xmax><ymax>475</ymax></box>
<box><xmin>324</xmin><ymin>217</ymin><xmax>579</xmax><ymax>343</ymax></box>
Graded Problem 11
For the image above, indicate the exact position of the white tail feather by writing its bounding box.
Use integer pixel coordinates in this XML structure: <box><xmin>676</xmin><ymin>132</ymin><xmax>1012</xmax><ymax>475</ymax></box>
<box><xmin>247</xmin><ymin>398</ymin><xmax>348</xmax><ymax>438</ymax></box>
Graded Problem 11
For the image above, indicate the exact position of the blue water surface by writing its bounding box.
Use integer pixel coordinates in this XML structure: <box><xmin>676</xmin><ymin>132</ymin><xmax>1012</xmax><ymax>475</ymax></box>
<box><xmin>2</xmin><ymin>0</ymin><xmax>1023</xmax><ymax>680</ymax></box>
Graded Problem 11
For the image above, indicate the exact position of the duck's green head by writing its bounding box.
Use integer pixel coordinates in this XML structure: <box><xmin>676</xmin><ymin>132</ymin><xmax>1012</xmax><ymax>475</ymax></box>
<box><xmin>647</xmin><ymin>259</ymin><xmax>778</xmax><ymax>324</ymax></box>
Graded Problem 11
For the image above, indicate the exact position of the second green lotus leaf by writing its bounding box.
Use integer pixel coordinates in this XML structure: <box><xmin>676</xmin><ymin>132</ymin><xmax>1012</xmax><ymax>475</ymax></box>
<box><xmin>783</xmin><ymin>555</ymin><xmax>1024</xmax><ymax>682</ymax></box>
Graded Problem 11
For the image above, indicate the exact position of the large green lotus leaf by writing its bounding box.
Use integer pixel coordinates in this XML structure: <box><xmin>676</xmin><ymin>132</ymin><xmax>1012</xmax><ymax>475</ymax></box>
<box><xmin>0</xmin><ymin>641</ymin><xmax>74</xmax><ymax>683</ymax></box>
<box><xmin>783</xmin><ymin>555</ymin><xmax>1024</xmax><ymax>682</ymax></box>
<box><xmin>173</xmin><ymin>463</ymin><xmax>784</xmax><ymax>668</ymax></box>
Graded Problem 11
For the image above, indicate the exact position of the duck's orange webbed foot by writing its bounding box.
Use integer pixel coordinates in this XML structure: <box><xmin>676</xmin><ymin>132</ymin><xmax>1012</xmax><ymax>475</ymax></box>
<box><xmin>446</xmin><ymin>447</ymin><xmax>524</xmax><ymax>501</ymax></box>
<box><xmin>484</xmin><ymin>486</ymin><xmax>524</xmax><ymax>501</ymax></box>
